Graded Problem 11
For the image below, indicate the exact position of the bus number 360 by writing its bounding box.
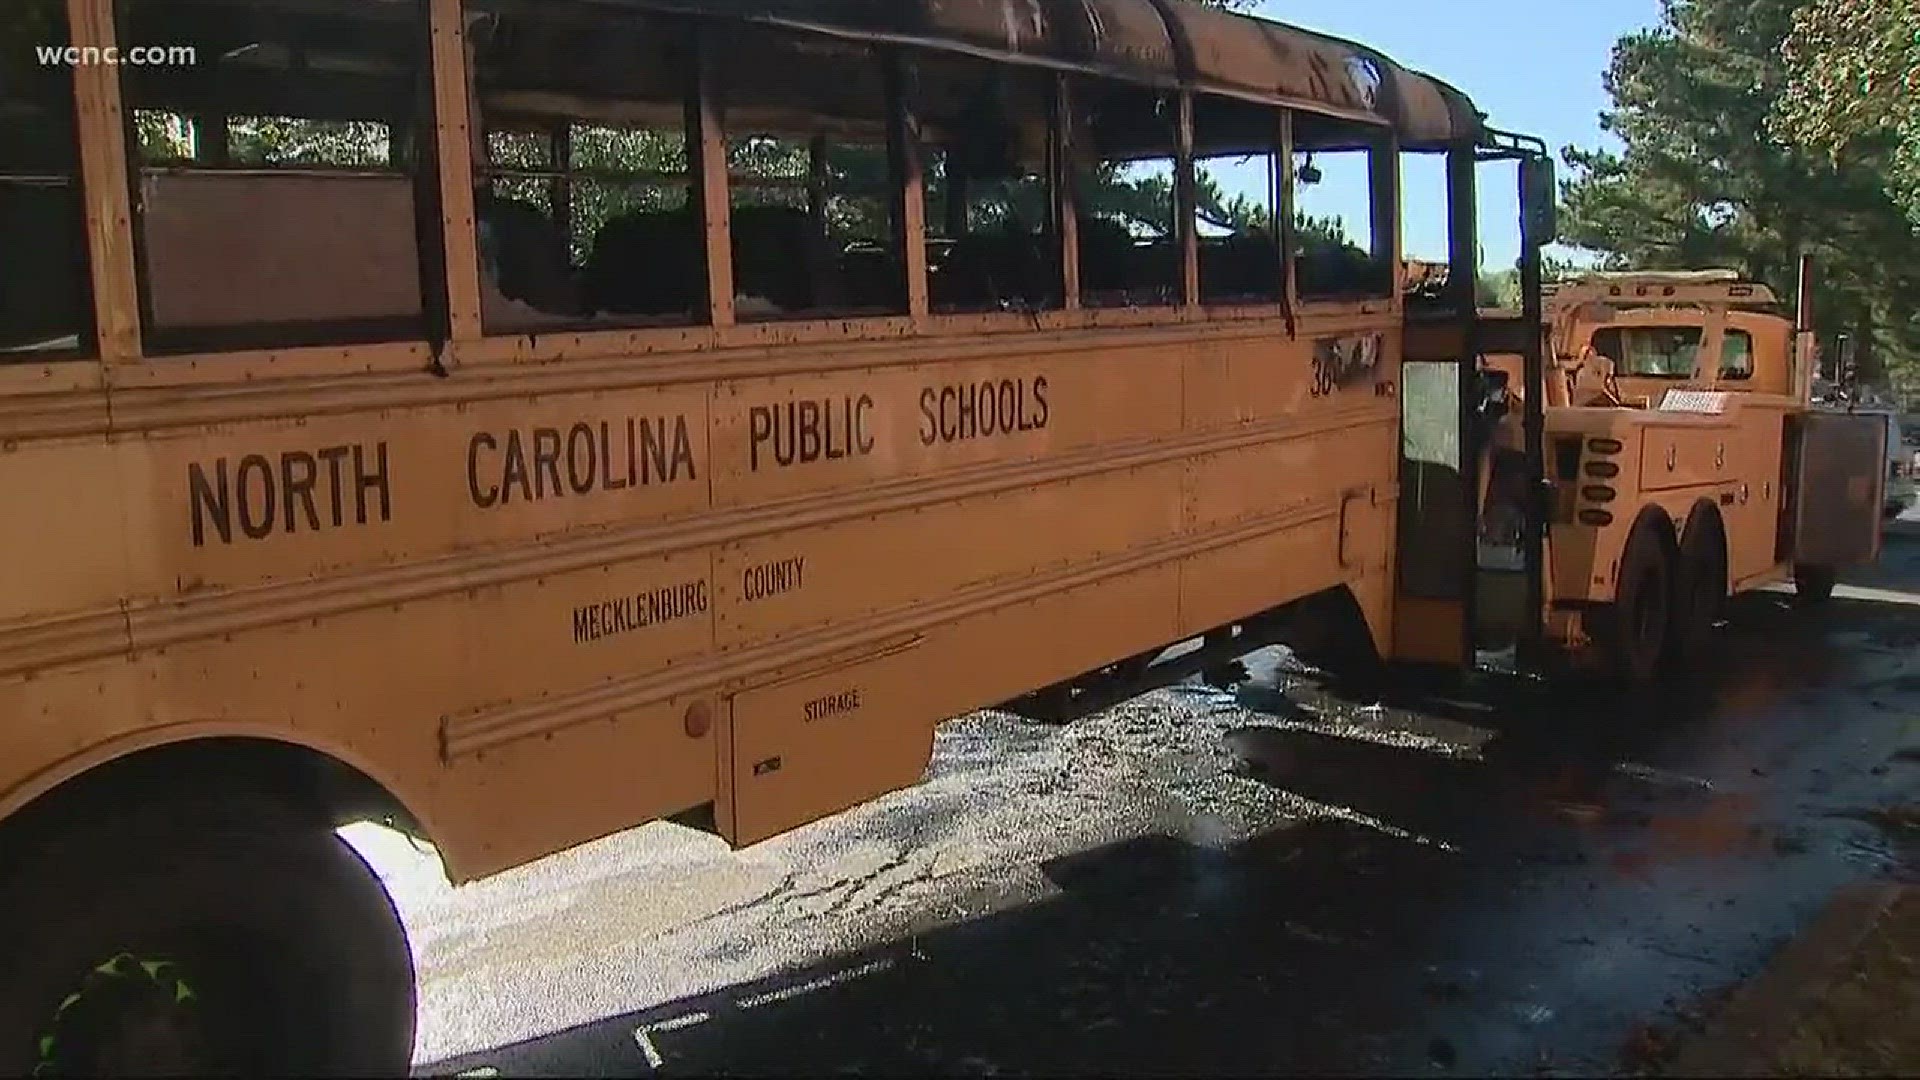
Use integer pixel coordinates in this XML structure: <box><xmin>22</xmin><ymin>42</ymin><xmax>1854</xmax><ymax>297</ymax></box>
<box><xmin>1309</xmin><ymin>355</ymin><xmax>1338</xmax><ymax>398</ymax></box>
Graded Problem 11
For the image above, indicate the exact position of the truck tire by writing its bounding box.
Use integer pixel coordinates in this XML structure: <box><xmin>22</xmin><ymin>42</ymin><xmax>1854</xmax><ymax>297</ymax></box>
<box><xmin>0</xmin><ymin>799</ymin><xmax>415</xmax><ymax>1077</ymax></box>
<box><xmin>1793</xmin><ymin>563</ymin><xmax>1836</xmax><ymax>604</ymax></box>
<box><xmin>1594</xmin><ymin>511</ymin><xmax>1676</xmax><ymax>685</ymax></box>
<box><xmin>1668</xmin><ymin>507</ymin><xmax>1728</xmax><ymax>665</ymax></box>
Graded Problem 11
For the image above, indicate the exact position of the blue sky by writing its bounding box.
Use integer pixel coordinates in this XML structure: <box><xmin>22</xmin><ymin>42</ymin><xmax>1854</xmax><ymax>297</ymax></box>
<box><xmin>1221</xmin><ymin>0</ymin><xmax>1664</xmax><ymax>268</ymax></box>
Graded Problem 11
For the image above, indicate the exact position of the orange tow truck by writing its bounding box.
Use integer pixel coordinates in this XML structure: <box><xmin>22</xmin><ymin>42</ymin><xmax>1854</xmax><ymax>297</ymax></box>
<box><xmin>1466</xmin><ymin>262</ymin><xmax>1888</xmax><ymax>681</ymax></box>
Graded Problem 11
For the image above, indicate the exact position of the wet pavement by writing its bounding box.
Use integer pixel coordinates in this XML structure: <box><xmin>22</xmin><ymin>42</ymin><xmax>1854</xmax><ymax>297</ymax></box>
<box><xmin>355</xmin><ymin>530</ymin><xmax>1920</xmax><ymax>1077</ymax></box>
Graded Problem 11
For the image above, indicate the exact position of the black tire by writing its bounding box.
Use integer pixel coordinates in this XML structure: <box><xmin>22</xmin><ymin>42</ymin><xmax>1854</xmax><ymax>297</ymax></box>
<box><xmin>1668</xmin><ymin>506</ymin><xmax>1728</xmax><ymax>666</ymax></box>
<box><xmin>1793</xmin><ymin>563</ymin><xmax>1836</xmax><ymax>604</ymax></box>
<box><xmin>0</xmin><ymin>799</ymin><xmax>415</xmax><ymax>1077</ymax></box>
<box><xmin>1594</xmin><ymin>511</ymin><xmax>1677</xmax><ymax>685</ymax></box>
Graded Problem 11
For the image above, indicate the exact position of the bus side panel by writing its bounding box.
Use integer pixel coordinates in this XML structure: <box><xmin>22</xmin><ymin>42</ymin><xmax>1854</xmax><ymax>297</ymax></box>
<box><xmin>720</xmin><ymin>562</ymin><xmax>1183</xmax><ymax>847</ymax></box>
<box><xmin>117</xmin><ymin>383</ymin><xmax>714</xmax><ymax>602</ymax></box>
<box><xmin>0</xmin><ymin>592</ymin><xmax>723</xmax><ymax>883</ymax></box>
<box><xmin>1183</xmin><ymin>418</ymin><xmax>1398</xmax><ymax>532</ymax></box>
<box><xmin>712</xmin><ymin>461</ymin><xmax>1186</xmax><ymax>647</ymax></box>
<box><xmin>709</xmin><ymin>347</ymin><xmax>1185</xmax><ymax>509</ymax></box>
<box><xmin>1176</xmin><ymin>506</ymin><xmax>1389</xmax><ymax>640</ymax></box>
<box><xmin>0</xmin><ymin>435</ymin><xmax>130</xmax><ymax>625</ymax></box>
<box><xmin>1180</xmin><ymin>322</ymin><xmax>1400</xmax><ymax>431</ymax></box>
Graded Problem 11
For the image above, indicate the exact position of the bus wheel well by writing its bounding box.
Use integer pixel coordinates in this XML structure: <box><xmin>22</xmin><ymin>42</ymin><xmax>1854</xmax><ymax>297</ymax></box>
<box><xmin>0</xmin><ymin>738</ymin><xmax>424</xmax><ymax>856</ymax></box>
<box><xmin>1271</xmin><ymin>585</ymin><xmax>1381</xmax><ymax>678</ymax></box>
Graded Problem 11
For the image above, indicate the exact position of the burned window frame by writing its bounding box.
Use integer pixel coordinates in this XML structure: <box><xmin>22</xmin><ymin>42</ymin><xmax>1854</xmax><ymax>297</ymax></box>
<box><xmin>444</xmin><ymin>8</ymin><xmax>1419</xmax><ymax>346</ymax></box>
<box><xmin>910</xmin><ymin>52</ymin><xmax>1066</xmax><ymax>316</ymax></box>
<box><xmin>710</xmin><ymin>23</ymin><xmax>911</xmax><ymax>323</ymax></box>
<box><xmin>1287</xmin><ymin>110</ymin><xmax>1399</xmax><ymax>304</ymax></box>
<box><xmin>1</xmin><ymin>0</ymin><xmax>97</xmax><ymax>362</ymax></box>
<box><xmin>465</xmin><ymin>0</ymin><xmax>706</xmax><ymax>332</ymax></box>
<box><xmin>1191</xmin><ymin>92</ymin><xmax>1288</xmax><ymax>308</ymax></box>
<box><xmin>112</xmin><ymin>0</ymin><xmax>439</xmax><ymax>355</ymax></box>
<box><xmin>1064</xmin><ymin>75</ymin><xmax>1192</xmax><ymax>311</ymax></box>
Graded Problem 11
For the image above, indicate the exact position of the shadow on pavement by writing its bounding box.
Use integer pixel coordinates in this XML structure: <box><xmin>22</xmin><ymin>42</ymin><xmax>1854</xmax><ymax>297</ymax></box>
<box><xmin>422</xmin><ymin>544</ymin><xmax>1920</xmax><ymax>1079</ymax></box>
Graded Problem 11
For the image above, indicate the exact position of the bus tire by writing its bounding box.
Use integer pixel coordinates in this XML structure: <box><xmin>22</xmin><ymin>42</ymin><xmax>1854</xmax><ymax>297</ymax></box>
<box><xmin>0</xmin><ymin>799</ymin><xmax>415</xmax><ymax>1078</ymax></box>
<box><xmin>1793</xmin><ymin>563</ymin><xmax>1836</xmax><ymax>604</ymax></box>
<box><xmin>1594</xmin><ymin>510</ymin><xmax>1677</xmax><ymax>685</ymax></box>
<box><xmin>1668</xmin><ymin>505</ymin><xmax>1728</xmax><ymax>665</ymax></box>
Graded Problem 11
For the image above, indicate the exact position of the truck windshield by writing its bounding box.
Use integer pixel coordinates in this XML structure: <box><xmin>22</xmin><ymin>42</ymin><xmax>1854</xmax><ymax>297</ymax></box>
<box><xmin>1591</xmin><ymin>326</ymin><xmax>1702</xmax><ymax>378</ymax></box>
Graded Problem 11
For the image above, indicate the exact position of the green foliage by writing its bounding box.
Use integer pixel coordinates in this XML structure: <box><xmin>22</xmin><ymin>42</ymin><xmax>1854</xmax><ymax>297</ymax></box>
<box><xmin>1775</xmin><ymin>0</ymin><xmax>1920</xmax><ymax>226</ymax></box>
<box><xmin>1558</xmin><ymin>0</ymin><xmax>1920</xmax><ymax>392</ymax></box>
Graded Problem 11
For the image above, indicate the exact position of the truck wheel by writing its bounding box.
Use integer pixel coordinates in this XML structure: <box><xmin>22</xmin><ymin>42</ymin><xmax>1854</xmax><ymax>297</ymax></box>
<box><xmin>1669</xmin><ymin>509</ymin><xmax>1728</xmax><ymax>665</ymax></box>
<box><xmin>1595</xmin><ymin>512</ymin><xmax>1676</xmax><ymax>685</ymax></box>
<box><xmin>0</xmin><ymin>800</ymin><xmax>415</xmax><ymax>1077</ymax></box>
<box><xmin>1793</xmin><ymin>564</ymin><xmax>1836</xmax><ymax>604</ymax></box>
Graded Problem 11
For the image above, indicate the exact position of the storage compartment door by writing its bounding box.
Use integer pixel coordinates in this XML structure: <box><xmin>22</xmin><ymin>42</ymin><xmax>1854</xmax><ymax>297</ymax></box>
<box><xmin>1788</xmin><ymin>410</ymin><xmax>1886</xmax><ymax>567</ymax></box>
<box><xmin>718</xmin><ymin>636</ymin><xmax>932</xmax><ymax>847</ymax></box>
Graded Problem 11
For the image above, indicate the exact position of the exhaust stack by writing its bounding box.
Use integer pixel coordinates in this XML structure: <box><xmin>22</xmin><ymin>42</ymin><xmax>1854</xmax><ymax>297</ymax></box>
<box><xmin>1794</xmin><ymin>253</ymin><xmax>1817</xmax><ymax>402</ymax></box>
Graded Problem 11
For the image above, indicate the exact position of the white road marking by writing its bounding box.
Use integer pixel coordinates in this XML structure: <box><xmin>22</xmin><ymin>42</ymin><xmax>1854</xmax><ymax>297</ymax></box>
<box><xmin>632</xmin><ymin>1027</ymin><xmax>665</xmax><ymax>1070</ymax></box>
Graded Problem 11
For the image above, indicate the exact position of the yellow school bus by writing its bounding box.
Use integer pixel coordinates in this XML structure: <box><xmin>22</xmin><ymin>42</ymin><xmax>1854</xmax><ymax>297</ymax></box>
<box><xmin>0</xmin><ymin>0</ymin><xmax>1557</xmax><ymax>1071</ymax></box>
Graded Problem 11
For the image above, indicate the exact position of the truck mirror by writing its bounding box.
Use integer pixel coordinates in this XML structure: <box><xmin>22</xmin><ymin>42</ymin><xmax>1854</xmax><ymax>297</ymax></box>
<box><xmin>1521</xmin><ymin>156</ymin><xmax>1558</xmax><ymax>247</ymax></box>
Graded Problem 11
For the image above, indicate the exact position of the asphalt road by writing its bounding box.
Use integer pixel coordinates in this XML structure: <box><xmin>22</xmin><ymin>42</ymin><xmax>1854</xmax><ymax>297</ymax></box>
<box><xmin>353</xmin><ymin>529</ymin><xmax>1920</xmax><ymax>1077</ymax></box>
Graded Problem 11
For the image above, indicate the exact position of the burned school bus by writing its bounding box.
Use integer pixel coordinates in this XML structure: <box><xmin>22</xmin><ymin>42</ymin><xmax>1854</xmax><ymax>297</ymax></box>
<box><xmin>0</xmin><ymin>0</ymin><xmax>1560</xmax><ymax>1071</ymax></box>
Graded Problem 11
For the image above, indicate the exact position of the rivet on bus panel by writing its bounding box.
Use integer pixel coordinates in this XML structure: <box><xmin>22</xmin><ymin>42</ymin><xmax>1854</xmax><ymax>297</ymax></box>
<box><xmin>684</xmin><ymin>701</ymin><xmax>713</xmax><ymax>739</ymax></box>
<box><xmin>1587</xmin><ymin>438</ymin><xmax>1623</xmax><ymax>455</ymax></box>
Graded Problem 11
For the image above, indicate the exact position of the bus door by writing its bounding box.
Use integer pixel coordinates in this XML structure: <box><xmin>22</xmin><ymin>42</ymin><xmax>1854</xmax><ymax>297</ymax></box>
<box><xmin>1390</xmin><ymin>137</ymin><xmax>1554</xmax><ymax>669</ymax></box>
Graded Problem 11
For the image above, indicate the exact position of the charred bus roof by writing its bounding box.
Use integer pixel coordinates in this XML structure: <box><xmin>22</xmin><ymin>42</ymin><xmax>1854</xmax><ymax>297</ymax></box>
<box><xmin>481</xmin><ymin>0</ymin><xmax>1486</xmax><ymax>149</ymax></box>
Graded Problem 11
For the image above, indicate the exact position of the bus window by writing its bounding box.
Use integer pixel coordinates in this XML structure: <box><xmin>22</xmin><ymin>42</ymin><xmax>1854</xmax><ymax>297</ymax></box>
<box><xmin>1070</xmin><ymin>79</ymin><xmax>1181</xmax><ymax>309</ymax></box>
<box><xmin>712</xmin><ymin>26</ymin><xmax>906</xmax><ymax>321</ymax></box>
<box><xmin>1</xmin><ymin>0</ymin><xmax>93</xmax><ymax>360</ymax></box>
<box><xmin>913</xmin><ymin>57</ymin><xmax>1060</xmax><ymax>314</ymax></box>
<box><xmin>1291</xmin><ymin>113</ymin><xmax>1395</xmax><ymax>302</ymax></box>
<box><xmin>1720</xmin><ymin>328</ymin><xmax>1754</xmax><ymax>380</ymax></box>
<box><xmin>467</xmin><ymin>2</ymin><xmax>699</xmax><ymax>331</ymax></box>
<box><xmin>116</xmin><ymin>0</ymin><xmax>429</xmax><ymax>354</ymax></box>
<box><xmin>1193</xmin><ymin>95</ymin><xmax>1282</xmax><ymax>305</ymax></box>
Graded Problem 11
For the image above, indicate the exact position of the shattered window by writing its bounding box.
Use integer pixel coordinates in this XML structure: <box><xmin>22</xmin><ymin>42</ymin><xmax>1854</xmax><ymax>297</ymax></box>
<box><xmin>1193</xmin><ymin>94</ymin><xmax>1283</xmax><ymax>306</ymax></box>
<box><xmin>1291</xmin><ymin>112</ymin><xmax>1396</xmax><ymax>302</ymax></box>
<box><xmin>467</xmin><ymin>1</ymin><xmax>700</xmax><ymax>332</ymax></box>
<box><xmin>1070</xmin><ymin>78</ymin><xmax>1182</xmax><ymax>309</ymax></box>
<box><xmin>714</xmin><ymin>25</ymin><xmax>906</xmax><ymax>321</ymax></box>
<box><xmin>913</xmin><ymin>56</ymin><xmax>1061</xmax><ymax>314</ymax></box>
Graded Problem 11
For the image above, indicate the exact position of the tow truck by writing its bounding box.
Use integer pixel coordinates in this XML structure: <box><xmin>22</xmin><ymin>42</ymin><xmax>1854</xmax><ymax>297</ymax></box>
<box><xmin>1468</xmin><ymin>262</ymin><xmax>1889</xmax><ymax>681</ymax></box>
